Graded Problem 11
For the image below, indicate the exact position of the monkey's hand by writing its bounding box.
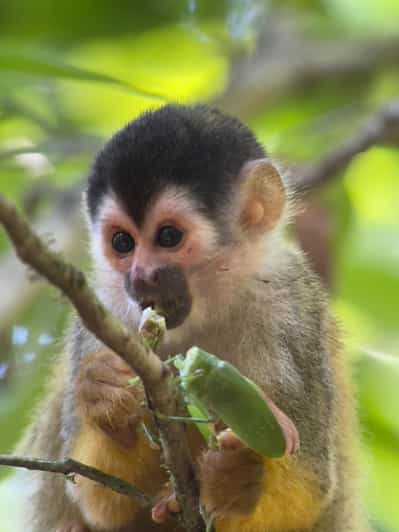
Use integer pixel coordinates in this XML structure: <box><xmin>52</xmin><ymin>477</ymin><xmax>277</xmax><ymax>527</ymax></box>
<box><xmin>151</xmin><ymin>430</ymin><xmax>263</xmax><ymax>524</ymax></box>
<box><xmin>199</xmin><ymin>397</ymin><xmax>300</xmax><ymax>520</ymax></box>
<box><xmin>71</xmin><ymin>352</ymin><xmax>165</xmax><ymax>531</ymax></box>
<box><xmin>76</xmin><ymin>350</ymin><xmax>146</xmax><ymax>448</ymax></box>
<box><xmin>200</xmin><ymin>430</ymin><xmax>264</xmax><ymax>517</ymax></box>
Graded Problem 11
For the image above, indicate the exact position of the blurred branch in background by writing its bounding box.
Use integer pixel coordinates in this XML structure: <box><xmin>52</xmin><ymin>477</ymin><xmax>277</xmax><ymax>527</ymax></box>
<box><xmin>295</xmin><ymin>102</ymin><xmax>399</xmax><ymax>192</ymax></box>
<box><xmin>217</xmin><ymin>15</ymin><xmax>399</xmax><ymax>118</ymax></box>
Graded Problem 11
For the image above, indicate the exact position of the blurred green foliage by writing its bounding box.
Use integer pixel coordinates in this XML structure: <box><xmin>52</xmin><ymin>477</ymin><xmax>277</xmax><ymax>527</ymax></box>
<box><xmin>0</xmin><ymin>1</ymin><xmax>398</xmax><ymax>531</ymax></box>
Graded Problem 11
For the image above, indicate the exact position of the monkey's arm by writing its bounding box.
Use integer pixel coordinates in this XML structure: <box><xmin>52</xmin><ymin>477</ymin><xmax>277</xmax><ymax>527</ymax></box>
<box><xmin>68</xmin><ymin>350</ymin><xmax>167</xmax><ymax>531</ymax></box>
<box><xmin>201</xmin><ymin>314</ymin><xmax>339</xmax><ymax>532</ymax></box>
<box><xmin>205</xmin><ymin>450</ymin><xmax>325</xmax><ymax>532</ymax></box>
<box><xmin>200</xmin><ymin>395</ymin><xmax>329</xmax><ymax>532</ymax></box>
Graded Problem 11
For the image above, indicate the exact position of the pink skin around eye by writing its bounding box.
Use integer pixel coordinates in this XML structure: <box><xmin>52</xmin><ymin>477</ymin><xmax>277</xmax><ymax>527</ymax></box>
<box><xmin>144</xmin><ymin>205</ymin><xmax>215</xmax><ymax>272</ymax></box>
<box><xmin>100</xmin><ymin>206</ymin><xmax>138</xmax><ymax>274</ymax></box>
<box><xmin>99</xmin><ymin>200</ymin><xmax>214</xmax><ymax>277</ymax></box>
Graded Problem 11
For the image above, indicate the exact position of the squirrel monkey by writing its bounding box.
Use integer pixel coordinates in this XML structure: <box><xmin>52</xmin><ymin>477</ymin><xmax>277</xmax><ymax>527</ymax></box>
<box><xmin>19</xmin><ymin>105</ymin><xmax>369</xmax><ymax>531</ymax></box>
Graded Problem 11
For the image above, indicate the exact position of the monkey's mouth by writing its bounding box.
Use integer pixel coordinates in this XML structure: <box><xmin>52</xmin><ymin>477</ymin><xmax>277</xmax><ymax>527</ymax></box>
<box><xmin>137</xmin><ymin>297</ymin><xmax>191</xmax><ymax>330</ymax></box>
<box><xmin>140</xmin><ymin>300</ymin><xmax>156</xmax><ymax>312</ymax></box>
<box><xmin>125</xmin><ymin>265</ymin><xmax>193</xmax><ymax>330</ymax></box>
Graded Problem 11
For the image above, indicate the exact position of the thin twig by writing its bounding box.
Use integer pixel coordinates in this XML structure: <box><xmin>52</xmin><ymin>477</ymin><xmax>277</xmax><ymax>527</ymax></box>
<box><xmin>295</xmin><ymin>102</ymin><xmax>399</xmax><ymax>191</ymax></box>
<box><xmin>0</xmin><ymin>455</ymin><xmax>152</xmax><ymax>506</ymax></box>
<box><xmin>216</xmin><ymin>15</ymin><xmax>399</xmax><ymax>118</ymax></box>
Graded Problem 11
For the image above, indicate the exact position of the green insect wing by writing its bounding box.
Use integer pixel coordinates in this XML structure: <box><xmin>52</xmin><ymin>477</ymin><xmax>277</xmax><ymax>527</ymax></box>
<box><xmin>180</xmin><ymin>347</ymin><xmax>286</xmax><ymax>458</ymax></box>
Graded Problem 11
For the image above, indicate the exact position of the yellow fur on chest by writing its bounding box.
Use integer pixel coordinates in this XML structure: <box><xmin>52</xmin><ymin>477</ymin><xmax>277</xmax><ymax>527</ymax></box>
<box><xmin>71</xmin><ymin>421</ymin><xmax>322</xmax><ymax>531</ymax></box>
<box><xmin>215</xmin><ymin>456</ymin><xmax>323</xmax><ymax>532</ymax></box>
<box><xmin>70</xmin><ymin>421</ymin><xmax>165</xmax><ymax>530</ymax></box>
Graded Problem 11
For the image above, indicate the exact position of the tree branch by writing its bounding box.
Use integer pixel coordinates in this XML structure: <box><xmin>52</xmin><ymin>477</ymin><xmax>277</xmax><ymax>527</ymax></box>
<box><xmin>295</xmin><ymin>101</ymin><xmax>399</xmax><ymax>191</ymax></box>
<box><xmin>216</xmin><ymin>16</ymin><xmax>399</xmax><ymax>119</ymax></box>
<box><xmin>0</xmin><ymin>196</ymin><xmax>204</xmax><ymax>532</ymax></box>
<box><xmin>0</xmin><ymin>455</ymin><xmax>152</xmax><ymax>507</ymax></box>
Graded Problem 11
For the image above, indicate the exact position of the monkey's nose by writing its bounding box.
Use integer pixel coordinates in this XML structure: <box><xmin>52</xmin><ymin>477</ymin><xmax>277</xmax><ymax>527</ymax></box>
<box><xmin>129</xmin><ymin>271</ymin><xmax>161</xmax><ymax>300</ymax></box>
<box><xmin>132</xmin><ymin>265</ymin><xmax>146</xmax><ymax>281</ymax></box>
<box><xmin>131</xmin><ymin>267</ymin><xmax>159</xmax><ymax>287</ymax></box>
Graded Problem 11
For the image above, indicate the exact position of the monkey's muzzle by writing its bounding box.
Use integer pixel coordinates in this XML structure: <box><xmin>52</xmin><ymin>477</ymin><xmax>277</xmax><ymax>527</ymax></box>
<box><xmin>125</xmin><ymin>265</ymin><xmax>192</xmax><ymax>329</ymax></box>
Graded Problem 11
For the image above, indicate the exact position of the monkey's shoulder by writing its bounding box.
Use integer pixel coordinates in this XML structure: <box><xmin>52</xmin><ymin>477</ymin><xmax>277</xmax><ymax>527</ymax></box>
<box><xmin>252</xmin><ymin>244</ymin><xmax>329</xmax><ymax>319</ymax></box>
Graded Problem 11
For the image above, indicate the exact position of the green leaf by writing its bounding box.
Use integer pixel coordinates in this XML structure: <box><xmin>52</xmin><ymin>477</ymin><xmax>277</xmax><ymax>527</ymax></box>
<box><xmin>0</xmin><ymin>51</ymin><xmax>166</xmax><ymax>101</ymax></box>
<box><xmin>58</xmin><ymin>27</ymin><xmax>228</xmax><ymax>132</ymax></box>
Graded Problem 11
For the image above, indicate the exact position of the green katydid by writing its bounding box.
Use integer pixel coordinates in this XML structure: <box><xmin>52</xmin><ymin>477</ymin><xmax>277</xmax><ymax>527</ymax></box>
<box><xmin>175</xmin><ymin>347</ymin><xmax>287</xmax><ymax>458</ymax></box>
<box><xmin>137</xmin><ymin>309</ymin><xmax>289</xmax><ymax>458</ymax></box>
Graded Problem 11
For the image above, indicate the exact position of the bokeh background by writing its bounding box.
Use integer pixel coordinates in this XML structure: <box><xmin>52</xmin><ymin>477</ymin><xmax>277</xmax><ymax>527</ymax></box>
<box><xmin>0</xmin><ymin>1</ymin><xmax>398</xmax><ymax>530</ymax></box>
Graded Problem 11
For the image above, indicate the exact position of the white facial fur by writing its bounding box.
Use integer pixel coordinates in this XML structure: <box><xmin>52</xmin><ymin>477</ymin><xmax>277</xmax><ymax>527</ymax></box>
<box><xmin>85</xmin><ymin>175</ymin><xmax>288</xmax><ymax>348</ymax></box>
<box><xmin>88</xmin><ymin>194</ymin><xmax>142</xmax><ymax>330</ymax></box>
<box><xmin>86</xmin><ymin>188</ymin><xmax>221</xmax><ymax>343</ymax></box>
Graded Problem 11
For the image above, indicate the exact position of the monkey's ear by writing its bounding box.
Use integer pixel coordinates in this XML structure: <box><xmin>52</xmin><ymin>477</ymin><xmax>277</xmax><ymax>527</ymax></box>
<box><xmin>238</xmin><ymin>159</ymin><xmax>286</xmax><ymax>235</ymax></box>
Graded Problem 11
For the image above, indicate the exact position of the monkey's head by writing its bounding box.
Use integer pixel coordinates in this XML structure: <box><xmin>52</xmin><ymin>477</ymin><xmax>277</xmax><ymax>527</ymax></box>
<box><xmin>86</xmin><ymin>105</ymin><xmax>287</xmax><ymax>332</ymax></box>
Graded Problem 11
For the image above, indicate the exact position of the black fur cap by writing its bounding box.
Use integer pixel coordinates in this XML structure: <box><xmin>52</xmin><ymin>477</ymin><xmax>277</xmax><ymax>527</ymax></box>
<box><xmin>86</xmin><ymin>104</ymin><xmax>265</xmax><ymax>225</ymax></box>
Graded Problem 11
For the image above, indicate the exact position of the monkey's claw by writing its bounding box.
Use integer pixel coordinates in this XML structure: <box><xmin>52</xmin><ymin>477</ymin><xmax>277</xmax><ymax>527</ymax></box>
<box><xmin>151</xmin><ymin>492</ymin><xmax>180</xmax><ymax>523</ymax></box>
<box><xmin>267</xmin><ymin>401</ymin><xmax>300</xmax><ymax>455</ymax></box>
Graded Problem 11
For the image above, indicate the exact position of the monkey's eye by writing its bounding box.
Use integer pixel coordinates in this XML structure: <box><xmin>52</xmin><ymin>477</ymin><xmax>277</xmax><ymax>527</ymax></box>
<box><xmin>157</xmin><ymin>226</ymin><xmax>183</xmax><ymax>248</ymax></box>
<box><xmin>111</xmin><ymin>231</ymin><xmax>135</xmax><ymax>254</ymax></box>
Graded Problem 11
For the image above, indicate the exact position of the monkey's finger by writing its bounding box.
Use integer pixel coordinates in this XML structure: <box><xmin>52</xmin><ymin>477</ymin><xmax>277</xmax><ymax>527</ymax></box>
<box><xmin>151</xmin><ymin>494</ymin><xmax>180</xmax><ymax>523</ymax></box>
<box><xmin>79</xmin><ymin>382</ymin><xmax>138</xmax><ymax>405</ymax></box>
<box><xmin>267</xmin><ymin>400</ymin><xmax>300</xmax><ymax>455</ymax></box>
<box><xmin>102</xmin><ymin>351</ymin><xmax>136</xmax><ymax>376</ymax></box>
<box><xmin>215</xmin><ymin>413</ymin><xmax>299</xmax><ymax>456</ymax></box>
<box><xmin>202</xmin><ymin>447</ymin><xmax>263</xmax><ymax>477</ymax></box>
<box><xmin>152</xmin><ymin>499</ymin><xmax>169</xmax><ymax>523</ymax></box>
<box><xmin>218</xmin><ymin>429</ymin><xmax>245</xmax><ymax>450</ymax></box>
<box><xmin>167</xmin><ymin>493</ymin><xmax>180</xmax><ymax>513</ymax></box>
<box><xmin>84</xmin><ymin>350</ymin><xmax>132</xmax><ymax>371</ymax></box>
<box><xmin>84</xmin><ymin>362</ymin><xmax>135</xmax><ymax>388</ymax></box>
<box><xmin>82</xmin><ymin>350</ymin><xmax>135</xmax><ymax>379</ymax></box>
